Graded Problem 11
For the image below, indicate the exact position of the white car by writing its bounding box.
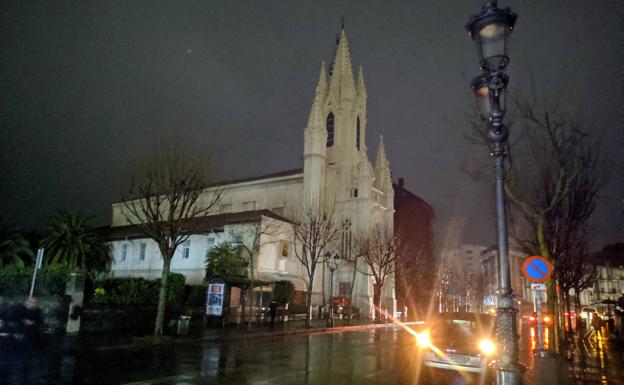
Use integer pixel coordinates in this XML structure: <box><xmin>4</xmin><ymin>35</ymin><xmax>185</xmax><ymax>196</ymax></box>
<box><xmin>413</xmin><ymin>312</ymin><xmax>497</xmax><ymax>380</ymax></box>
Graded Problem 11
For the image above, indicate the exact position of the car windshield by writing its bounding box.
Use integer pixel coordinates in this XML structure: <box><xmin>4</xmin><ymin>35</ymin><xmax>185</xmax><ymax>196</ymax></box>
<box><xmin>428</xmin><ymin>315</ymin><xmax>494</xmax><ymax>340</ymax></box>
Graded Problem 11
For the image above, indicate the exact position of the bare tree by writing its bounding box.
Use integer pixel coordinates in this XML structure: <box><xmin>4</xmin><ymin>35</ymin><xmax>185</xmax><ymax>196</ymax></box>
<box><xmin>354</xmin><ymin>224</ymin><xmax>402</xmax><ymax>321</ymax></box>
<box><xmin>231</xmin><ymin>216</ymin><xmax>284</xmax><ymax>328</ymax></box>
<box><xmin>557</xmin><ymin>237</ymin><xmax>597</xmax><ymax>332</ymax></box>
<box><xmin>396</xmin><ymin>239</ymin><xmax>435</xmax><ymax>319</ymax></box>
<box><xmin>464</xmin><ymin>93</ymin><xmax>605</xmax><ymax>347</ymax></box>
<box><xmin>292</xmin><ymin>200</ymin><xmax>340</xmax><ymax>328</ymax></box>
<box><xmin>122</xmin><ymin>144</ymin><xmax>221</xmax><ymax>335</ymax></box>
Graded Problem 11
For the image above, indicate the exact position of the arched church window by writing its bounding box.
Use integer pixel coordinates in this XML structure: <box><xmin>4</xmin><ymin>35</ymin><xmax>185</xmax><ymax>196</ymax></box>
<box><xmin>356</xmin><ymin>116</ymin><xmax>361</xmax><ymax>151</ymax></box>
<box><xmin>341</xmin><ymin>219</ymin><xmax>352</xmax><ymax>260</ymax></box>
<box><xmin>326</xmin><ymin>112</ymin><xmax>334</xmax><ymax>147</ymax></box>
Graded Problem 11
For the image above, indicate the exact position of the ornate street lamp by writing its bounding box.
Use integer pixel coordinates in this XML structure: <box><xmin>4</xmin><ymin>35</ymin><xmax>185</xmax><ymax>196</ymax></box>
<box><xmin>466</xmin><ymin>2</ymin><xmax>519</xmax><ymax>385</ymax></box>
<box><xmin>325</xmin><ymin>251</ymin><xmax>340</xmax><ymax>327</ymax></box>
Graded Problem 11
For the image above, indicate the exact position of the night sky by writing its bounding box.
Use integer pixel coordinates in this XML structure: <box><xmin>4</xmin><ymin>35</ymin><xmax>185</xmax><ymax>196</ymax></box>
<box><xmin>1</xmin><ymin>0</ymin><xmax>621</xmax><ymax>252</ymax></box>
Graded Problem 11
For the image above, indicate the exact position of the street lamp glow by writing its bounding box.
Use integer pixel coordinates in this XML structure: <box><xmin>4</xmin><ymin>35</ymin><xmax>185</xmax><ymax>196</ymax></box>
<box><xmin>416</xmin><ymin>330</ymin><xmax>431</xmax><ymax>348</ymax></box>
<box><xmin>466</xmin><ymin>1</ymin><xmax>517</xmax><ymax>71</ymax></box>
<box><xmin>471</xmin><ymin>73</ymin><xmax>508</xmax><ymax>120</ymax></box>
<box><xmin>479</xmin><ymin>338</ymin><xmax>496</xmax><ymax>355</ymax></box>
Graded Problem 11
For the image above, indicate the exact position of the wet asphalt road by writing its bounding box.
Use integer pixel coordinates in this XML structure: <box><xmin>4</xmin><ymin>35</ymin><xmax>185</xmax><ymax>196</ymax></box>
<box><xmin>1</xmin><ymin>324</ymin><xmax>622</xmax><ymax>385</ymax></box>
<box><xmin>1</xmin><ymin>327</ymin><xmax>483</xmax><ymax>385</ymax></box>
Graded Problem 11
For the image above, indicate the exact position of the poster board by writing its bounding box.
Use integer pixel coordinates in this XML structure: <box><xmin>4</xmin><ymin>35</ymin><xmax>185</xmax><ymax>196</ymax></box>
<box><xmin>206</xmin><ymin>283</ymin><xmax>225</xmax><ymax>316</ymax></box>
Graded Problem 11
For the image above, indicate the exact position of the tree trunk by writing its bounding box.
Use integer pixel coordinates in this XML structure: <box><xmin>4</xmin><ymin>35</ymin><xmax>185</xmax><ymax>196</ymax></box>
<box><xmin>373</xmin><ymin>282</ymin><xmax>382</xmax><ymax>322</ymax></box>
<box><xmin>565</xmin><ymin>290</ymin><xmax>573</xmax><ymax>335</ymax></box>
<box><xmin>305</xmin><ymin>280</ymin><xmax>313</xmax><ymax>329</ymax></box>
<box><xmin>247</xmin><ymin>258</ymin><xmax>255</xmax><ymax>329</ymax></box>
<box><xmin>239</xmin><ymin>285</ymin><xmax>247</xmax><ymax>328</ymax></box>
<box><xmin>537</xmin><ymin>217</ymin><xmax>561</xmax><ymax>352</ymax></box>
<box><xmin>155</xmin><ymin>255</ymin><xmax>172</xmax><ymax>336</ymax></box>
<box><xmin>349</xmin><ymin>259</ymin><xmax>357</xmax><ymax>305</ymax></box>
<box><xmin>573</xmin><ymin>291</ymin><xmax>582</xmax><ymax>331</ymax></box>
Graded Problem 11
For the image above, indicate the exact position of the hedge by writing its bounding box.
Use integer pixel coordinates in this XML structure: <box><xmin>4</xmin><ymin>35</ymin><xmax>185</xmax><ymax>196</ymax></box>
<box><xmin>91</xmin><ymin>273</ymin><xmax>186</xmax><ymax>305</ymax></box>
<box><xmin>0</xmin><ymin>265</ymin><xmax>71</xmax><ymax>297</ymax></box>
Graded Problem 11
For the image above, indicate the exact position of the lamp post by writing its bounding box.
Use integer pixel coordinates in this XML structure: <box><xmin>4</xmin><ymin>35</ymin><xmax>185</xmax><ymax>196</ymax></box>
<box><xmin>325</xmin><ymin>252</ymin><xmax>340</xmax><ymax>327</ymax></box>
<box><xmin>465</xmin><ymin>2</ymin><xmax>520</xmax><ymax>385</ymax></box>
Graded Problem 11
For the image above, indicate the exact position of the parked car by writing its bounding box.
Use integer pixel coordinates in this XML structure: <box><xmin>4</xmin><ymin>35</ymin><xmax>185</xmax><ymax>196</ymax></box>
<box><xmin>412</xmin><ymin>312</ymin><xmax>497</xmax><ymax>382</ymax></box>
<box><xmin>529</xmin><ymin>312</ymin><xmax>553</xmax><ymax>326</ymax></box>
<box><xmin>580</xmin><ymin>307</ymin><xmax>600</xmax><ymax>321</ymax></box>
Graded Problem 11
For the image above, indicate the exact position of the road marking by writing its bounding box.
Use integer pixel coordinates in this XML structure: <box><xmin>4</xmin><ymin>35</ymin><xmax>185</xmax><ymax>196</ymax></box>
<box><xmin>122</xmin><ymin>374</ymin><xmax>196</xmax><ymax>385</ymax></box>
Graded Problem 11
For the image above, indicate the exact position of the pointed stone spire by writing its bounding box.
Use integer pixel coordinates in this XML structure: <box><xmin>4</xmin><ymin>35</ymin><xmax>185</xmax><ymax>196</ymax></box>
<box><xmin>328</xmin><ymin>30</ymin><xmax>355</xmax><ymax>102</ymax></box>
<box><xmin>375</xmin><ymin>135</ymin><xmax>392</xmax><ymax>192</ymax></box>
<box><xmin>316</xmin><ymin>60</ymin><xmax>328</xmax><ymax>96</ymax></box>
<box><xmin>356</xmin><ymin>66</ymin><xmax>367</xmax><ymax>98</ymax></box>
<box><xmin>375</xmin><ymin>135</ymin><xmax>389</xmax><ymax>170</ymax></box>
<box><xmin>307</xmin><ymin>61</ymin><xmax>328</xmax><ymax>129</ymax></box>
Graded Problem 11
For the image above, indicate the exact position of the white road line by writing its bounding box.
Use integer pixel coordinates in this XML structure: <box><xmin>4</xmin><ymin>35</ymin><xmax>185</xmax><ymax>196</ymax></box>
<box><xmin>122</xmin><ymin>374</ymin><xmax>196</xmax><ymax>385</ymax></box>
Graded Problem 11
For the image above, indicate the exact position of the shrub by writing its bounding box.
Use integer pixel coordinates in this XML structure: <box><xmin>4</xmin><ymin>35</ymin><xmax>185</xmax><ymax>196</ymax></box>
<box><xmin>273</xmin><ymin>280</ymin><xmax>295</xmax><ymax>305</ymax></box>
<box><xmin>343</xmin><ymin>306</ymin><xmax>361</xmax><ymax>318</ymax></box>
<box><xmin>0</xmin><ymin>264</ymin><xmax>71</xmax><ymax>297</ymax></box>
<box><xmin>90</xmin><ymin>273</ymin><xmax>186</xmax><ymax>305</ymax></box>
<box><xmin>287</xmin><ymin>303</ymin><xmax>309</xmax><ymax>314</ymax></box>
<box><xmin>166</xmin><ymin>273</ymin><xmax>186</xmax><ymax>303</ymax></box>
<box><xmin>184</xmin><ymin>284</ymin><xmax>207</xmax><ymax>306</ymax></box>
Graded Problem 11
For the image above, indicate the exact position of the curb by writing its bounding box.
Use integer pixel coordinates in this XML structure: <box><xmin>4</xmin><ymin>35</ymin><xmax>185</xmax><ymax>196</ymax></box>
<box><xmin>94</xmin><ymin>321</ymin><xmax>410</xmax><ymax>351</ymax></box>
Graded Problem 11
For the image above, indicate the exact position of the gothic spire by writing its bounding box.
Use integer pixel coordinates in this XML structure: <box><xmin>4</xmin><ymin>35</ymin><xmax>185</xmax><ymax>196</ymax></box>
<box><xmin>306</xmin><ymin>61</ymin><xmax>328</xmax><ymax>129</ymax></box>
<box><xmin>356</xmin><ymin>65</ymin><xmax>367</xmax><ymax>99</ymax></box>
<box><xmin>375</xmin><ymin>135</ymin><xmax>389</xmax><ymax>171</ymax></box>
<box><xmin>328</xmin><ymin>30</ymin><xmax>355</xmax><ymax>101</ymax></box>
<box><xmin>375</xmin><ymin>135</ymin><xmax>392</xmax><ymax>190</ymax></box>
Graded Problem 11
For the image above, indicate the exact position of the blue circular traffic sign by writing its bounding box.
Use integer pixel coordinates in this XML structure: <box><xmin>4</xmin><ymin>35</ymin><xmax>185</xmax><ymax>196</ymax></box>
<box><xmin>522</xmin><ymin>256</ymin><xmax>553</xmax><ymax>283</ymax></box>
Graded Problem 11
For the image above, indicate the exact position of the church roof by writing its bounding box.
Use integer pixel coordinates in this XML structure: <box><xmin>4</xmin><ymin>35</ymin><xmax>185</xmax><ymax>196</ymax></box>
<box><xmin>102</xmin><ymin>209</ymin><xmax>295</xmax><ymax>241</ymax></box>
<box><xmin>208</xmin><ymin>168</ymin><xmax>303</xmax><ymax>188</ymax></box>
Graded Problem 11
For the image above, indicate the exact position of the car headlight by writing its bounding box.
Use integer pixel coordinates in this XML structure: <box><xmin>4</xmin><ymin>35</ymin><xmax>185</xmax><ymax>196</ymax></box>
<box><xmin>479</xmin><ymin>338</ymin><xmax>496</xmax><ymax>355</ymax></box>
<box><xmin>416</xmin><ymin>330</ymin><xmax>431</xmax><ymax>348</ymax></box>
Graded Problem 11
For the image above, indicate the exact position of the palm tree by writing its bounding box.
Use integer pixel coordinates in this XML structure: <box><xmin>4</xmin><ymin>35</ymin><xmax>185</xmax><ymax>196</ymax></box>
<box><xmin>40</xmin><ymin>210</ymin><xmax>112</xmax><ymax>274</ymax></box>
<box><xmin>205</xmin><ymin>242</ymin><xmax>247</xmax><ymax>279</ymax></box>
<box><xmin>0</xmin><ymin>224</ymin><xmax>34</xmax><ymax>268</ymax></box>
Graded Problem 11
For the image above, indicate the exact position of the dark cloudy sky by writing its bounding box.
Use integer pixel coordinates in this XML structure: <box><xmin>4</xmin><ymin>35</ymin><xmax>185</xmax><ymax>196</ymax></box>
<box><xmin>1</xmin><ymin>0</ymin><xmax>621</xmax><ymax>251</ymax></box>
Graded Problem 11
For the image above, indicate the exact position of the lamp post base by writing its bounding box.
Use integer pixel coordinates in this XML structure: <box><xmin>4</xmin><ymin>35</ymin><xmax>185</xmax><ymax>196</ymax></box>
<box><xmin>534</xmin><ymin>349</ymin><xmax>566</xmax><ymax>385</ymax></box>
<box><xmin>496</xmin><ymin>366</ymin><xmax>522</xmax><ymax>385</ymax></box>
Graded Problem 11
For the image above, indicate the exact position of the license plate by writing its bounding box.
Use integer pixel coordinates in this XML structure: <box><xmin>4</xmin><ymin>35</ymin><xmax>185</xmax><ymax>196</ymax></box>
<box><xmin>425</xmin><ymin>352</ymin><xmax>471</xmax><ymax>365</ymax></box>
<box><xmin>447</xmin><ymin>354</ymin><xmax>470</xmax><ymax>364</ymax></box>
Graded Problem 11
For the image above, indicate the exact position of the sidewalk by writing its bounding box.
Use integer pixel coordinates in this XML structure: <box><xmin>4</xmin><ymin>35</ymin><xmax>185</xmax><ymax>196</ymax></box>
<box><xmin>523</xmin><ymin>328</ymin><xmax>624</xmax><ymax>385</ymax></box>
<box><xmin>88</xmin><ymin>317</ymin><xmax>399</xmax><ymax>351</ymax></box>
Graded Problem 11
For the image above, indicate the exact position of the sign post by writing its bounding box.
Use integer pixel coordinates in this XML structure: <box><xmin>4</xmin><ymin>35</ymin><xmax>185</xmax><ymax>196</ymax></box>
<box><xmin>531</xmin><ymin>283</ymin><xmax>546</xmax><ymax>349</ymax></box>
<box><xmin>522</xmin><ymin>256</ymin><xmax>553</xmax><ymax>351</ymax></box>
<box><xmin>28</xmin><ymin>248</ymin><xmax>44</xmax><ymax>300</ymax></box>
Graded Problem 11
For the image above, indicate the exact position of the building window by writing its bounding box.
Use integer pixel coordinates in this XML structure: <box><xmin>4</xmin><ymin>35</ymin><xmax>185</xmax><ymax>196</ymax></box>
<box><xmin>356</xmin><ymin>116</ymin><xmax>360</xmax><ymax>150</ymax></box>
<box><xmin>280</xmin><ymin>241</ymin><xmax>289</xmax><ymax>258</ymax></box>
<box><xmin>339</xmin><ymin>282</ymin><xmax>351</xmax><ymax>297</ymax></box>
<box><xmin>326</xmin><ymin>112</ymin><xmax>334</xmax><ymax>147</ymax></box>
<box><xmin>139</xmin><ymin>242</ymin><xmax>147</xmax><ymax>261</ymax></box>
<box><xmin>351</xmin><ymin>188</ymin><xmax>358</xmax><ymax>198</ymax></box>
<box><xmin>121</xmin><ymin>244</ymin><xmax>128</xmax><ymax>262</ymax></box>
<box><xmin>341</xmin><ymin>219</ymin><xmax>352</xmax><ymax>260</ymax></box>
<box><xmin>206</xmin><ymin>237</ymin><xmax>216</xmax><ymax>256</ymax></box>
<box><xmin>181</xmin><ymin>240</ymin><xmax>190</xmax><ymax>259</ymax></box>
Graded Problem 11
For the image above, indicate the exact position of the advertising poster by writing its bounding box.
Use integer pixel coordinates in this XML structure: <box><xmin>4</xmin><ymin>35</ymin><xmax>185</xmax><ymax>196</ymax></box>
<box><xmin>206</xmin><ymin>283</ymin><xmax>225</xmax><ymax>316</ymax></box>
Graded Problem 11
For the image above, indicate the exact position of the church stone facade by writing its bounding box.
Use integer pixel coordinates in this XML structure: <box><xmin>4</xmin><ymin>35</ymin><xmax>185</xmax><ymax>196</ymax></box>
<box><xmin>107</xmin><ymin>30</ymin><xmax>396</xmax><ymax>319</ymax></box>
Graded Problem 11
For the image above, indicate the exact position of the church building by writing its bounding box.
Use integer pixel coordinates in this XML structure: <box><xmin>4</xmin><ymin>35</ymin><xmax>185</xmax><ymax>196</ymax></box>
<box><xmin>106</xmin><ymin>29</ymin><xmax>396</xmax><ymax>319</ymax></box>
